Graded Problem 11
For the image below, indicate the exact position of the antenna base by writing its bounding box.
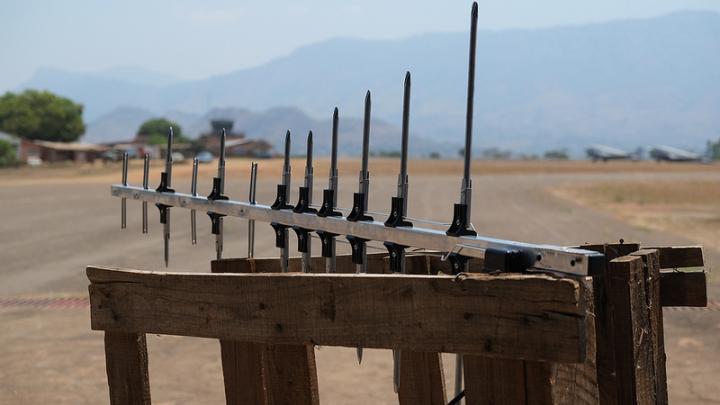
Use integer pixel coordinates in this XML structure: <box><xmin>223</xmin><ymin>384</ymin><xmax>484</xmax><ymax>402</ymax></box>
<box><xmin>270</xmin><ymin>184</ymin><xmax>293</xmax><ymax>210</ymax></box>
<box><xmin>446</xmin><ymin>203</ymin><xmax>476</xmax><ymax>237</ymax></box>
<box><xmin>346</xmin><ymin>193</ymin><xmax>373</xmax><ymax>222</ymax></box>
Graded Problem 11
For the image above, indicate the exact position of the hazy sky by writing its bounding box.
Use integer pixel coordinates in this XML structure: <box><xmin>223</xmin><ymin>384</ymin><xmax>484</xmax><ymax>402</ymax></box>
<box><xmin>2</xmin><ymin>0</ymin><xmax>719</xmax><ymax>92</ymax></box>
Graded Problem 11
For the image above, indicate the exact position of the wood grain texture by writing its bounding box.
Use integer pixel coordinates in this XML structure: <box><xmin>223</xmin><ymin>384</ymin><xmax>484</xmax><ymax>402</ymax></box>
<box><xmin>397</xmin><ymin>255</ymin><xmax>446</xmax><ymax>405</ymax></box>
<box><xmin>631</xmin><ymin>250</ymin><xmax>668</xmax><ymax>405</ymax></box>
<box><xmin>211</xmin><ymin>259</ymin><xmax>268</xmax><ymax>405</ymax></box>
<box><xmin>607</xmin><ymin>255</ymin><xmax>655</xmax><ymax>405</ymax></box>
<box><xmin>213</xmin><ymin>256</ymin><xmax>320</xmax><ymax>405</ymax></box>
<box><xmin>660</xmin><ymin>271</ymin><xmax>707</xmax><ymax>307</ymax></box>
<box><xmin>104</xmin><ymin>332</ymin><xmax>151</xmax><ymax>405</ymax></box>
<box><xmin>464</xmin><ymin>358</ymin><xmax>527</xmax><ymax>405</ymax></box>
<box><xmin>579</xmin><ymin>243</ymin><xmax>639</xmax><ymax>405</ymax></box>
<box><xmin>649</xmin><ymin>246</ymin><xmax>704</xmax><ymax>269</ymax></box>
<box><xmin>87</xmin><ymin>266</ymin><xmax>588</xmax><ymax>363</ymax></box>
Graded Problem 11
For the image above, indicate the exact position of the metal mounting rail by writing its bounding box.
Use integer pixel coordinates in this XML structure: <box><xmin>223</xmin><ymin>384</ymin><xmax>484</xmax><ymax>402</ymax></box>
<box><xmin>112</xmin><ymin>184</ymin><xmax>603</xmax><ymax>276</ymax></box>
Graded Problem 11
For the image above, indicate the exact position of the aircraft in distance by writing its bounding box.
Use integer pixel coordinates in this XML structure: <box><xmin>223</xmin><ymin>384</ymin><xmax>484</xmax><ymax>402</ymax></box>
<box><xmin>586</xmin><ymin>144</ymin><xmax>633</xmax><ymax>162</ymax></box>
<box><xmin>649</xmin><ymin>145</ymin><xmax>702</xmax><ymax>162</ymax></box>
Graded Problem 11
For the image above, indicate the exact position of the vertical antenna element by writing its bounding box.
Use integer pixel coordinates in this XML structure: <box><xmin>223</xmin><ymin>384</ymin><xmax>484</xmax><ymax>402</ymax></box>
<box><xmin>461</xmin><ymin>1</ymin><xmax>478</xmax><ymax>212</ymax></box>
<box><xmin>330</xmin><ymin>107</ymin><xmax>339</xmax><ymax>202</ymax></box>
<box><xmin>399</xmin><ymin>71</ymin><xmax>411</xmax><ymax>204</ymax></box>
<box><xmin>165</xmin><ymin>126</ymin><xmax>174</xmax><ymax>187</ymax></box>
<box><xmin>121</xmin><ymin>152</ymin><xmax>128</xmax><ymax>229</ymax></box>
<box><xmin>190</xmin><ymin>157</ymin><xmax>198</xmax><ymax>244</ymax></box>
<box><xmin>271</xmin><ymin>131</ymin><xmax>292</xmax><ymax>273</ymax></box>
<box><xmin>142</xmin><ymin>153</ymin><xmax>149</xmax><ymax>234</ymax></box>
<box><xmin>446</xmin><ymin>1</ymin><xmax>478</xmax><ymax>242</ymax></box>
<box><xmin>207</xmin><ymin>128</ymin><xmax>229</xmax><ymax>260</ymax></box>
<box><xmin>248</xmin><ymin>162</ymin><xmax>258</xmax><ymax>258</ymax></box>
<box><xmin>317</xmin><ymin>108</ymin><xmax>342</xmax><ymax>274</ymax></box>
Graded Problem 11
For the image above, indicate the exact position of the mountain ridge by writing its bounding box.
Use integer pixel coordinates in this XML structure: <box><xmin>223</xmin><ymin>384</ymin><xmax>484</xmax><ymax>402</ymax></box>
<box><xmin>21</xmin><ymin>10</ymin><xmax>720</xmax><ymax>154</ymax></box>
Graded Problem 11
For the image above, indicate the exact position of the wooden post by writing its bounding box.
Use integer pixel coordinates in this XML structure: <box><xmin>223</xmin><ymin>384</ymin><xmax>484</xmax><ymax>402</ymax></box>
<box><xmin>212</xmin><ymin>259</ymin><xmax>268</xmax><ymax>405</ymax></box>
<box><xmin>607</xmin><ymin>255</ymin><xmax>655</xmax><ymax>405</ymax></box>
<box><xmin>104</xmin><ymin>332</ymin><xmax>151</xmax><ymax>405</ymax></box>
<box><xmin>631</xmin><ymin>249</ymin><xmax>667</xmax><ymax>405</ymax></box>
<box><xmin>397</xmin><ymin>255</ymin><xmax>447</xmax><ymax>405</ymax></box>
<box><xmin>213</xmin><ymin>257</ymin><xmax>320</xmax><ymax>405</ymax></box>
<box><xmin>581</xmin><ymin>243</ymin><xmax>640</xmax><ymax>405</ymax></box>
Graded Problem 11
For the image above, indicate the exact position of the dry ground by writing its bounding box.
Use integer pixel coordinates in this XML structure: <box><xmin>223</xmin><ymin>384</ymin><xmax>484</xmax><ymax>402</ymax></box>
<box><xmin>1</xmin><ymin>159</ymin><xmax>719</xmax><ymax>404</ymax></box>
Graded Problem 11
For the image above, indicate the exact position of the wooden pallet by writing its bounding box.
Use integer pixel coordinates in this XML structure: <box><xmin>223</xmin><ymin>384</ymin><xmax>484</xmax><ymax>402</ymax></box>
<box><xmin>88</xmin><ymin>244</ymin><xmax>707</xmax><ymax>405</ymax></box>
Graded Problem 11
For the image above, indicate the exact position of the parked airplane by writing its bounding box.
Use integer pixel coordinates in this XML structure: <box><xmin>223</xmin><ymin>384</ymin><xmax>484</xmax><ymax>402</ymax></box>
<box><xmin>586</xmin><ymin>145</ymin><xmax>632</xmax><ymax>162</ymax></box>
<box><xmin>649</xmin><ymin>145</ymin><xmax>701</xmax><ymax>162</ymax></box>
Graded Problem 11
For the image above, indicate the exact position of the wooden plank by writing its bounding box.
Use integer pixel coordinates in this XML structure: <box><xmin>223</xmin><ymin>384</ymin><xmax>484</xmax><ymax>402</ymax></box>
<box><xmin>104</xmin><ymin>332</ymin><xmax>151</xmax><ymax>405</ymax></box>
<box><xmin>580</xmin><ymin>242</ymin><xmax>638</xmax><ymax>405</ymax></box>
<box><xmin>607</xmin><ymin>255</ymin><xmax>655</xmax><ymax>405</ymax></box>
<box><xmin>660</xmin><ymin>271</ymin><xmax>707</xmax><ymax>307</ymax></box>
<box><xmin>464</xmin><ymin>358</ymin><xmax>527</xmax><ymax>405</ymax></box>
<box><xmin>631</xmin><ymin>249</ymin><xmax>668</xmax><ymax>405</ymax></box>
<box><xmin>211</xmin><ymin>259</ymin><xmax>268</xmax><ymax>405</ymax></box>
<box><xmin>397</xmin><ymin>255</ymin><xmax>446</xmax><ymax>405</ymax></box>
<box><xmin>649</xmin><ymin>246</ymin><xmax>704</xmax><ymax>269</ymax></box>
<box><xmin>263</xmin><ymin>344</ymin><xmax>319</xmax><ymax>405</ymax></box>
<box><xmin>87</xmin><ymin>266</ymin><xmax>589</xmax><ymax>363</ymax></box>
<box><xmin>539</xmin><ymin>277</ymin><xmax>600</xmax><ymax>405</ymax></box>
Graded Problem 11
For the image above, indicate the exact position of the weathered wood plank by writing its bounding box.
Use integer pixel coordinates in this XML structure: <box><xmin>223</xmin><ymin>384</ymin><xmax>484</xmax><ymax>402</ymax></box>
<box><xmin>580</xmin><ymin>242</ymin><xmax>638</xmax><ymax>405</ymax></box>
<box><xmin>211</xmin><ymin>259</ymin><xmax>268</xmax><ymax>405</ymax></box>
<box><xmin>464</xmin><ymin>358</ymin><xmax>527</xmax><ymax>405</ymax></box>
<box><xmin>607</xmin><ymin>255</ymin><xmax>655</xmax><ymax>405</ymax></box>
<box><xmin>631</xmin><ymin>249</ymin><xmax>668</xmax><ymax>405</ymax></box>
<box><xmin>104</xmin><ymin>332</ymin><xmax>151</xmax><ymax>405</ymax></box>
<box><xmin>87</xmin><ymin>266</ymin><xmax>588</xmax><ymax>363</ymax></box>
<box><xmin>398</xmin><ymin>255</ymin><xmax>446</xmax><ymax>405</ymax></box>
<box><xmin>263</xmin><ymin>344</ymin><xmax>319</xmax><ymax>405</ymax></box>
<box><xmin>214</xmin><ymin>257</ymin><xmax>321</xmax><ymax>405</ymax></box>
<box><xmin>660</xmin><ymin>271</ymin><xmax>707</xmax><ymax>307</ymax></box>
<box><xmin>649</xmin><ymin>246</ymin><xmax>704</xmax><ymax>269</ymax></box>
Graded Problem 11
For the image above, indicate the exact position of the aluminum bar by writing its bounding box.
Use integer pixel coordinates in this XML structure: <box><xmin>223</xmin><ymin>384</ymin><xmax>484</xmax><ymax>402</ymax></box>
<box><xmin>111</xmin><ymin>185</ymin><xmax>603</xmax><ymax>276</ymax></box>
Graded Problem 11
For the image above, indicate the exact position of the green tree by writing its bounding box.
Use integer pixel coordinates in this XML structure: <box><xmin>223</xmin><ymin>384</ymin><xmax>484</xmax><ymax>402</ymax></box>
<box><xmin>706</xmin><ymin>139</ymin><xmax>720</xmax><ymax>161</ymax></box>
<box><xmin>0</xmin><ymin>90</ymin><xmax>85</xmax><ymax>142</ymax></box>
<box><xmin>0</xmin><ymin>139</ymin><xmax>17</xmax><ymax>167</ymax></box>
<box><xmin>543</xmin><ymin>149</ymin><xmax>569</xmax><ymax>160</ymax></box>
<box><xmin>138</xmin><ymin>118</ymin><xmax>188</xmax><ymax>145</ymax></box>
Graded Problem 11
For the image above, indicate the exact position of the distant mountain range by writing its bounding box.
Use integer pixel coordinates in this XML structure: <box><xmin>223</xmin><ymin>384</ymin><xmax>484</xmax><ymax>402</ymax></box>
<box><xmin>20</xmin><ymin>11</ymin><xmax>720</xmax><ymax>155</ymax></box>
<box><xmin>86</xmin><ymin>105</ymin><xmax>456</xmax><ymax>157</ymax></box>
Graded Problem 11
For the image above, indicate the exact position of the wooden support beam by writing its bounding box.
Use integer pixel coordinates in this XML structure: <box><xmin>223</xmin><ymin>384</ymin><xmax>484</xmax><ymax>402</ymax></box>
<box><xmin>650</xmin><ymin>246</ymin><xmax>704</xmax><ymax>269</ymax></box>
<box><xmin>631</xmin><ymin>249</ymin><xmax>668</xmax><ymax>405</ymax></box>
<box><xmin>397</xmin><ymin>255</ymin><xmax>447</xmax><ymax>405</ymax></box>
<box><xmin>660</xmin><ymin>271</ymin><xmax>707</xmax><ymax>307</ymax></box>
<box><xmin>87</xmin><ymin>266</ymin><xmax>590</xmax><ymax>363</ymax></box>
<box><xmin>211</xmin><ymin>259</ymin><xmax>268</xmax><ymax>405</ymax></box>
<box><xmin>607</xmin><ymin>255</ymin><xmax>656</xmax><ymax>405</ymax></box>
<box><xmin>104</xmin><ymin>332</ymin><xmax>151</xmax><ymax>405</ymax></box>
<box><xmin>579</xmin><ymin>242</ymin><xmax>639</xmax><ymax>405</ymax></box>
<box><xmin>213</xmin><ymin>257</ymin><xmax>320</xmax><ymax>405</ymax></box>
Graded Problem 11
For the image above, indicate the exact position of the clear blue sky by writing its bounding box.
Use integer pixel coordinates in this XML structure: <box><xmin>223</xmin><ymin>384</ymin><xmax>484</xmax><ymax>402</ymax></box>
<box><xmin>2</xmin><ymin>0</ymin><xmax>719</xmax><ymax>92</ymax></box>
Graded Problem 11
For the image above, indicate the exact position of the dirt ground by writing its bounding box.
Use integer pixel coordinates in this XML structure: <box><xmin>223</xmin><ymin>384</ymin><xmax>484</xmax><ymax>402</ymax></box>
<box><xmin>1</xmin><ymin>159</ymin><xmax>718</xmax><ymax>404</ymax></box>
